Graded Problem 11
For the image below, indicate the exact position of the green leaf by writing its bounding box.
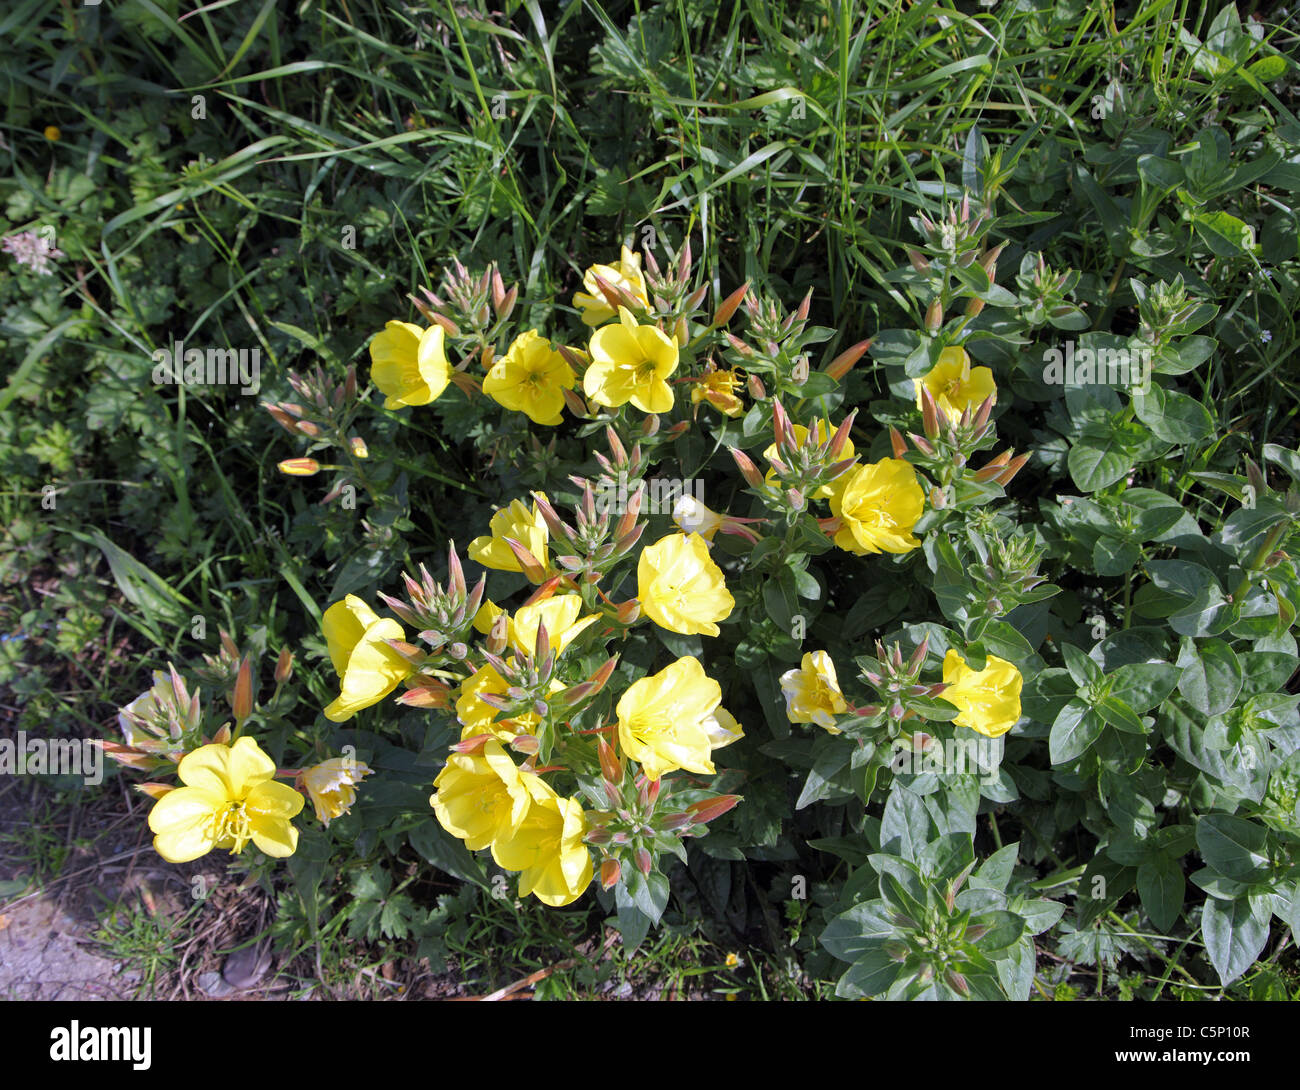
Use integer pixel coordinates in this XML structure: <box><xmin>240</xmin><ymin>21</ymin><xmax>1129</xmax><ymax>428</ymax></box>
<box><xmin>1133</xmin><ymin>384</ymin><xmax>1214</xmax><ymax>445</ymax></box>
<box><xmin>1137</xmin><ymin>856</ymin><xmax>1184</xmax><ymax>933</ymax></box>
<box><xmin>1109</xmin><ymin>662</ymin><xmax>1181</xmax><ymax>712</ymax></box>
<box><xmin>1196</xmin><ymin>814</ymin><xmax>1270</xmax><ymax>883</ymax></box>
<box><xmin>1068</xmin><ymin>424</ymin><xmax>1138</xmax><ymax>492</ymax></box>
<box><xmin>1177</xmin><ymin>637</ymin><xmax>1242</xmax><ymax>716</ymax></box>
<box><xmin>1049</xmin><ymin>700</ymin><xmax>1104</xmax><ymax>764</ymax></box>
<box><xmin>1202</xmin><ymin>894</ymin><xmax>1271</xmax><ymax>986</ymax></box>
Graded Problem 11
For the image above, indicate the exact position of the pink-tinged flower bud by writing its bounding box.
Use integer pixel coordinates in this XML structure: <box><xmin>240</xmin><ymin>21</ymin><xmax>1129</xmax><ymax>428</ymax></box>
<box><xmin>907</xmin><ymin>432</ymin><xmax>936</xmax><ymax>456</ymax></box>
<box><xmin>487</xmin><ymin>613</ymin><xmax>509</xmax><ymax>654</ymax></box>
<box><xmin>712</xmin><ymin>282</ymin><xmax>750</xmax><ymax>326</ymax></box>
<box><xmin>746</xmin><ymin>373</ymin><xmax>766</xmax><ymax>399</ymax></box>
<box><xmin>683</xmin><ymin>284</ymin><xmax>709</xmax><ymax>312</ymax></box>
<box><xmin>278</xmin><ymin>457</ymin><xmax>321</xmax><ymax>476</ymax></box>
<box><xmin>786</xmin><ymin>487</ymin><xmax>805</xmax><ymax>511</ymax></box>
<box><xmin>264</xmin><ymin>404</ymin><xmax>301</xmax><ymax>435</ymax></box>
<box><xmin>925</xmin><ymin>299</ymin><xmax>943</xmax><ymax>331</ymax></box>
<box><xmin>211</xmin><ymin>723</ymin><xmax>232</xmax><ymax>745</ymax></box>
<box><xmin>598</xmin><ymin>738</ymin><xmax>623</xmax><ymax>786</ymax></box>
<box><xmin>725</xmin><ymin>332</ymin><xmax>754</xmax><ymax>357</ymax></box>
<box><xmin>794</xmin><ymin>289</ymin><xmax>812</xmax><ymax>323</ymax></box>
<box><xmin>965</xmin><ymin>296</ymin><xmax>985</xmax><ymax>318</ymax></box>
<box><xmin>825</xmin><ymin>337</ymin><xmax>872</xmax><ymax>381</ymax></box>
<box><xmin>504</xmin><ymin>538</ymin><xmax>547</xmax><ymax>583</ymax></box>
<box><xmin>478</xmin><ymin>342</ymin><xmax>494</xmax><ymax>372</ymax></box>
<box><xmin>972</xmin><ymin>450</ymin><xmax>1012</xmax><ymax>482</ymax></box>
<box><xmin>889</xmin><ymin>426</ymin><xmax>908</xmax><ymax>459</ymax></box>
<box><xmin>995</xmin><ymin>452</ymin><xmax>1029</xmax><ymax>487</ymax></box>
<box><xmin>677</xmin><ymin>238</ymin><xmax>692</xmax><ymax>281</ymax></box>
<box><xmin>945</xmin><ymin>969</ymin><xmax>970</xmax><ymax>997</ymax></box>
<box><xmin>730</xmin><ymin>447</ymin><xmax>764</xmax><ymax>489</ymax></box>
<box><xmin>929</xmin><ymin>486</ymin><xmax>947</xmax><ymax>510</ymax></box>
<box><xmin>675</xmin><ymin>316</ymin><xmax>689</xmax><ymax>347</ymax></box>
<box><xmin>509</xmin><ymin>734</ymin><xmax>540</xmax><ymax>756</ymax></box>
<box><xmin>135</xmin><ymin>782</ymin><xmax>176</xmax><ymax>801</ymax></box>
<box><xmin>430</xmin><ymin>312</ymin><xmax>460</xmax><ymax>339</ymax></box>
<box><xmin>686</xmin><ymin>794</ymin><xmax>741</xmax><ymax>824</ymax></box>
<box><xmin>450</xmin><ymin>733</ymin><xmax>492</xmax><ymax>755</ymax></box>
<box><xmin>275</xmin><ymin>647</ymin><xmax>294</xmax><ymax>684</ymax></box>
<box><xmin>908</xmin><ymin>249</ymin><xmax>929</xmax><ymax>273</ymax></box>
<box><xmin>920</xmin><ymin>386</ymin><xmax>941</xmax><ymax>438</ymax></box>
<box><xmin>344</xmin><ymin>365</ymin><xmax>358</xmax><ymax>401</ymax></box>
<box><xmin>397</xmin><ymin>685</ymin><xmax>450</xmax><ymax>709</ymax></box>
<box><xmin>349</xmin><ymin>435</ymin><xmax>369</xmax><ymax>459</ymax></box>
<box><xmin>635</xmin><ymin>847</ymin><xmax>653</xmax><ymax>876</ymax></box>
<box><xmin>615</xmin><ymin>599</ymin><xmax>641</xmax><ymax>625</ymax></box>
<box><xmin>601</xmin><ymin>858</ymin><xmax>621</xmax><ymax>889</ymax></box>
<box><xmin>827</xmin><ymin>410</ymin><xmax>857</xmax><ymax>459</ymax></box>
<box><xmin>231</xmin><ymin>656</ymin><xmax>254</xmax><ymax>723</ymax></box>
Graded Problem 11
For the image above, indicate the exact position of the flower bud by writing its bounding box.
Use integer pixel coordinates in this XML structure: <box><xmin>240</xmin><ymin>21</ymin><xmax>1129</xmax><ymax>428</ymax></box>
<box><xmin>278</xmin><ymin>458</ymin><xmax>321</xmax><ymax>476</ymax></box>
<box><xmin>274</xmin><ymin>647</ymin><xmax>294</xmax><ymax>684</ymax></box>
<box><xmin>712</xmin><ymin>282</ymin><xmax>750</xmax><ymax>326</ymax></box>
<box><xmin>825</xmin><ymin>337</ymin><xmax>872</xmax><ymax>381</ymax></box>
<box><xmin>601</xmin><ymin>858</ymin><xmax>621</xmax><ymax>890</ymax></box>
<box><xmin>925</xmin><ymin>299</ymin><xmax>943</xmax><ymax>332</ymax></box>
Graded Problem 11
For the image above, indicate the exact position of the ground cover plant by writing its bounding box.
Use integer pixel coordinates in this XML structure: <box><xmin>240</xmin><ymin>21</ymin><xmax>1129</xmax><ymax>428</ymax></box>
<box><xmin>3</xmin><ymin>0</ymin><xmax>1300</xmax><ymax>1000</ymax></box>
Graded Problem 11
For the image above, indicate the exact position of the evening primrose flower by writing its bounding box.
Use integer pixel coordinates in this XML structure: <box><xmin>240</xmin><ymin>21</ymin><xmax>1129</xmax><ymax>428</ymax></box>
<box><xmin>322</xmin><ymin>595</ymin><xmax>412</xmax><ymax>722</ymax></box>
<box><xmin>369</xmin><ymin>320</ymin><xmax>451</xmax><ymax>409</ymax></box>
<box><xmin>509</xmin><ymin>594</ymin><xmax>598</xmax><ymax>658</ymax></box>
<box><xmin>456</xmin><ymin>663</ymin><xmax>544</xmax><ymax>741</ymax></box>
<box><xmin>637</xmin><ymin>532</ymin><xmax>735</xmax><ymax>637</ymax></box>
<box><xmin>672</xmin><ymin>494</ymin><xmax>724</xmax><ymax>541</ymax></box>
<box><xmin>617</xmin><ymin>656</ymin><xmax>722</xmax><ymax>780</ymax></box>
<box><xmin>585</xmin><ymin>307</ymin><xmax>679</xmax><ymax>413</ymax></box>
<box><xmin>939</xmin><ymin>650</ymin><xmax>1023</xmax><ymax>738</ymax></box>
<box><xmin>703</xmin><ymin>706</ymin><xmax>744</xmax><ymax>752</ymax></box>
<box><xmin>430</xmin><ymin>739</ymin><xmax>533</xmax><ymax>850</ymax></box>
<box><xmin>147</xmin><ymin>737</ymin><xmax>304</xmax><ymax>863</ymax></box>
<box><xmin>828</xmin><ymin>458</ymin><xmax>924</xmax><ymax>555</ymax></box>
<box><xmin>482</xmin><ymin>329</ymin><xmax>576</xmax><ymax>425</ymax></box>
<box><xmin>491</xmin><ymin>775</ymin><xmax>593</xmax><ymax>907</ymax></box>
<box><xmin>298</xmin><ymin>756</ymin><xmax>372</xmax><ymax>827</ymax></box>
<box><xmin>915</xmin><ymin>345</ymin><xmax>996</xmax><ymax>421</ymax></box>
<box><xmin>468</xmin><ymin>495</ymin><xmax>550</xmax><ymax>576</ymax></box>
<box><xmin>573</xmin><ymin>245</ymin><xmax>649</xmax><ymax>327</ymax></box>
<box><xmin>691</xmin><ymin>367</ymin><xmax>744</xmax><ymax>417</ymax></box>
<box><xmin>780</xmin><ymin>651</ymin><xmax>848</xmax><ymax>732</ymax></box>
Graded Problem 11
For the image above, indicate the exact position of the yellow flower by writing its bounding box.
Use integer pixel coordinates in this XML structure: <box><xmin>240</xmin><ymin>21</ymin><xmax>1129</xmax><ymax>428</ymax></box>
<box><xmin>510</xmin><ymin>594</ymin><xmax>599</xmax><ymax>658</ymax></box>
<box><xmin>321</xmin><ymin>595</ymin><xmax>412</xmax><ymax>722</ymax></box>
<box><xmin>779</xmin><ymin>651</ymin><xmax>849</xmax><ymax>732</ymax></box>
<box><xmin>584</xmin><ymin>306</ymin><xmax>679</xmax><ymax>413</ymax></box>
<box><xmin>298</xmin><ymin>756</ymin><xmax>372</xmax><ymax>827</ymax></box>
<box><xmin>828</xmin><ymin>458</ymin><xmax>924</xmax><ymax>555</ymax></box>
<box><xmin>369</xmin><ymin>320</ymin><xmax>451</xmax><ymax>409</ymax></box>
<box><xmin>691</xmin><ymin>368</ymin><xmax>744</xmax><ymax>417</ymax></box>
<box><xmin>467</xmin><ymin>495</ymin><xmax>550</xmax><ymax>575</ymax></box>
<box><xmin>637</xmin><ymin>532</ymin><xmax>735</xmax><ymax>637</ymax></box>
<box><xmin>617</xmin><ymin>656</ymin><xmax>722</xmax><ymax>780</ymax></box>
<box><xmin>915</xmin><ymin>345</ymin><xmax>996</xmax><ymax>421</ymax></box>
<box><xmin>44</xmin><ymin>126</ymin><xmax>61</xmax><ymax>142</ymax></box>
<box><xmin>482</xmin><ymin>329</ymin><xmax>576</xmax><ymax>426</ymax></box>
<box><xmin>703</xmin><ymin>706</ymin><xmax>744</xmax><ymax>752</ymax></box>
<box><xmin>672</xmin><ymin>494</ymin><xmax>724</xmax><ymax>541</ymax></box>
<box><xmin>147</xmin><ymin>737</ymin><xmax>304</xmax><ymax>863</ymax></box>
<box><xmin>430</xmin><ymin>739</ymin><xmax>533</xmax><ymax>851</ymax></box>
<box><xmin>573</xmin><ymin>245</ymin><xmax>649</xmax><ymax>327</ymax></box>
<box><xmin>472</xmin><ymin>599</ymin><xmax>507</xmax><ymax>636</ymax></box>
<box><xmin>939</xmin><ymin>650</ymin><xmax>1023</xmax><ymax>738</ymax></box>
<box><xmin>491</xmin><ymin>775</ymin><xmax>593</xmax><ymax>906</ymax></box>
<box><xmin>763</xmin><ymin>420</ymin><xmax>856</xmax><ymax>500</ymax></box>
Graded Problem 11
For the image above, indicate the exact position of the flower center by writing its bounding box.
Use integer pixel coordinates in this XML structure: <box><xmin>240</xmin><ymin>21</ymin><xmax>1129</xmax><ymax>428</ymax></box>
<box><xmin>210</xmin><ymin>801</ymin><xmax>253</xmax><ymax>854</ymax></box>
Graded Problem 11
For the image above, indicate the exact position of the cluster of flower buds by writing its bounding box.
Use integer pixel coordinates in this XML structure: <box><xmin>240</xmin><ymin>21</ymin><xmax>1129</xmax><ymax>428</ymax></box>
<box><xmin>965</xmin><ymin>526</ymin><xmax>1052</xmax><ymax>620</ymax></box>
<box><xmin>534</xmin><ymin>472</ymin><xmax>646</xmax><ymax>592</ymax></box>
<box><xmin>1015</xmin><ymin>253</ymin><xmax>1084</xmax><ymax>330</ymax></box>
<box><xmin>858</xmin><ymin>638</ymin><xmax>946</xmax><ymax>724</ymax></box>
<box><xmin>893</xmin><ymin>391</ymin><xmax>1026</xmax><ymax>509</ymax></box>
<box><xmin>266</xmin><ymin>364</ymin><xmax>368</xmax><ymax>492</ymax></box>
<box><xmin>909</xmin><ymin>193</ymin><xmax>992</xmax><ymax>265</ymax></box>
<box><xmin>637</xmin><ymin>239</ymin><xmax>709</xmax><ymax>330</ymax></box>
<box><xmin>584</xmin><ymin>738</ymin><xmax>741</xmax><ymax>886</ymax></box>
<box><xmin>379</xmin><ymin>545</ymin><xmax>486</xmax><ymax>661</ymax></box>
<box><xmin>759</xmin><ymin>401</ymin><xmax>857</xmax><ymax>512</ymax></box>
<box><xmin>101</xmin><ymin>666</ymin><xmax>203</xmax><ymax>772</ymax></box>
<box><xmin>1134</xmin><ymin>275</ymin><xmax>1208</xmax><ymax>349</ymax></box>
<box><xmin>411</xmin><ymin>258</ymin><xmax>518</xmax><ymax>357</ymax></box>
